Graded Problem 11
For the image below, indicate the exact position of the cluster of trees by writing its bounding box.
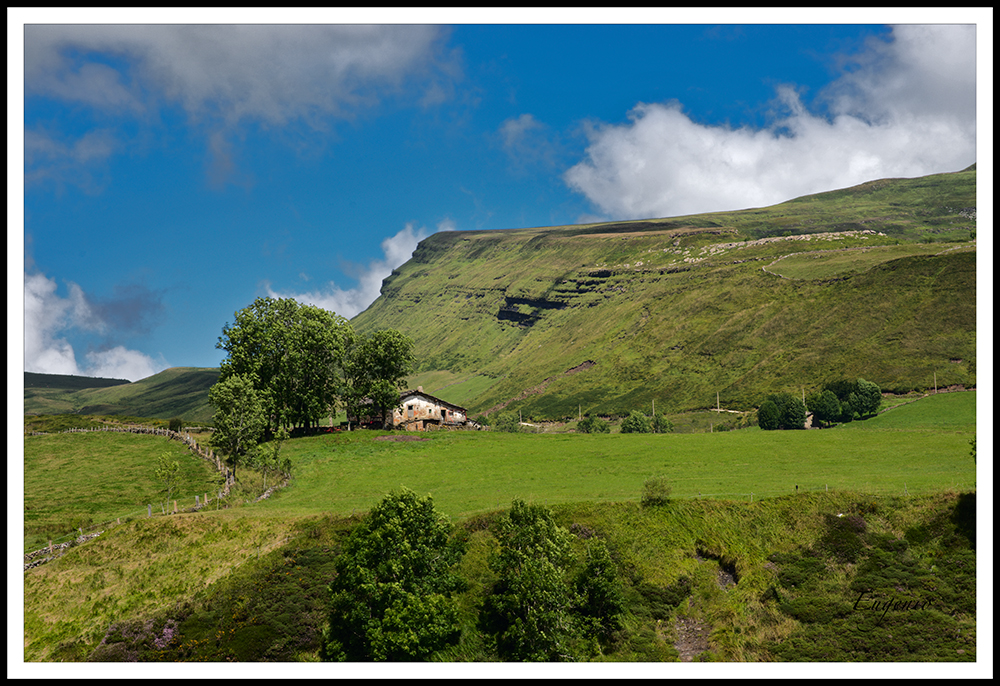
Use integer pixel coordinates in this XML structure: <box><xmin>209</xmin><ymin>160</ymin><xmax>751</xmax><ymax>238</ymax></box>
<box><xmin>209</xmin><ymin>297</ymin><xmax>415</xmax><ymax>481</ymax></box>
<box><xmin>758</xmin><ymin>393</ymin><xmax>807</xmax><ymax>431</ymax></box>
<box><xmin>759</xmin><ymin>378</ymin><xmax>883</xmax><ymax>430</ymax></box>
<box><xmin>320</xmin><ymin>491</ymin><xmax>627</xmax><ymax>662</ymax></box>
<box><xmin>577</xmin><ymin>411</ymin><xmax>673</xmax><ymax>434</ymax></box>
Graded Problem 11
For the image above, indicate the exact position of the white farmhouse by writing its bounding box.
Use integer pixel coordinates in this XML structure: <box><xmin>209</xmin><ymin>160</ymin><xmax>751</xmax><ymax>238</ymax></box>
<box><xmin>392</xmin><ymin>387</ymin><xmax>470</xmax><ymax>431</ymax></box>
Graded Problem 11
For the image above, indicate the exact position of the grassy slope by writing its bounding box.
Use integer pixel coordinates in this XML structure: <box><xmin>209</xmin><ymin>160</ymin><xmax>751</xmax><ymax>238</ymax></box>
<box><xmin>23</xmin><ymin>367</ymin><xmax>220</xmax><ymax>422</ymax></box>
<box><xmin>352</xmin><ymin>168</ymin><xmax>976</xmax><ymax>419</ymax></box>
<box><xmin>22</xmin><ymin>392</ymin><xmax>976</xmax><ymax>662</ymax></box>
<box><xmin>23</xmin><ymin>431</ymin><xmax>223</xmax><ymax>552</ymax></box>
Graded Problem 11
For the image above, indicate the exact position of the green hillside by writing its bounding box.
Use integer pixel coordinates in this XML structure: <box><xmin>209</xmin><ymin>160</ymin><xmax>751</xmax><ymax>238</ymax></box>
<box><xmin>23</xmin><ymin>367</ymin><xmax>219</xmax><ymax>422</ymax></box>
<box><xmin>352</xmin><ymin>167</ymin><xmax>977</xmax><ymax>419</ymax></box>
<box><xmin>22</xmin><ymin>392</ymin><xmax>977</xmax><ymax>663</ymax></box>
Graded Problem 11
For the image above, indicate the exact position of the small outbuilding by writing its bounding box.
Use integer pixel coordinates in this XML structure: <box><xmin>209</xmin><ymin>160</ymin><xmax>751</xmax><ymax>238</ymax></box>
<box><xmin>391</xmin><ymin>387</ymin><xmax>470</xmax><ymax>431</ymax></box>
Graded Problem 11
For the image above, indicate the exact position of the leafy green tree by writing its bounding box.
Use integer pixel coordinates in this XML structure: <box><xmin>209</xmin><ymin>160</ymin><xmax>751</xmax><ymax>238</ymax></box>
<box><xmin>480</xmin><ymin>499</ymin><xmax>579</xmax><ymax>661</ymax></box>
<box><xmin>850</xmin><ymin>378</ymin><xmax>882</xmax><ymax>419</ymax></box>
<box><xmin>620</xmin><ymin>410</ymin><xmax>653</xmax><ymax>434</ymax></box>
<box><xmin>759</xmin><ymin>393</ymin><xmax>806</xmax><ymax>430</ymax></box>
<box><xmin>320</xmin><ymin>489</ymin><xmax>466</xmax><ymax>661</ymax></box>
<box><xmin>576</xmin><ymin>415</ymin><xmax>610</xmax><ymax>434</ymax></box>
<box><xmin>343</xmin><ymin>329</ymin><xmax>416</xmax><ymax>429</ymax></box>
<box><xmin>217</xmin><ymin>297</ymin><xmax>352</xmax><ymax>433</ymax></box>
<box><xmin>154</xmin><ymin>452</ymin><xmax>181</xmax><ymax>505</ymax></box>
<box><xmin>209</xmin><ymin>373</ymin><xmax>267</xmax><ymax>481</ymax></box>
<box><xmin>575</xmin><ymin>538</ymin><xmax>626</xmax><ymax>649</ymax></box>
<box><xmin>806</xmin><ymin>390</ymin><xmax>841</xmax><ymax>428</ymax></box>
<box><xmin>757</xmin><ymin>399</ymin><xmax>781</xmax><ymax>430</ymax></box>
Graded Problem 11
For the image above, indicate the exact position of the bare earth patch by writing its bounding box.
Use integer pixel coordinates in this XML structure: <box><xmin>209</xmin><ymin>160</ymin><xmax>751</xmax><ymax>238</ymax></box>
<box><xmin>674</xmin><ymin>616</ymin><xmax>710</xmax><ymax>662</ymax></box>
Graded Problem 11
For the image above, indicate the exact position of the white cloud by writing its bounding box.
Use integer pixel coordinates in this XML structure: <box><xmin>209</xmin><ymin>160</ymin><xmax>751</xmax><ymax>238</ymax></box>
<box><xmin>564</xmin><ymin>25</ymin><xmax>977</xmax><ymax>220</ymax></box>
<box><xmin>267</xmin><ymin>220</ymin><xmax>456</xmax><ymax>319</ymax></box>
<box><xmin>23</xmin><ymin>271</ymin><xmax>167</xmax><ymax>381</ymax></box>
<box><xmin>24</xmin><ymin>25</ymin><xmax>450</xmax><ymax>126</ymax></box>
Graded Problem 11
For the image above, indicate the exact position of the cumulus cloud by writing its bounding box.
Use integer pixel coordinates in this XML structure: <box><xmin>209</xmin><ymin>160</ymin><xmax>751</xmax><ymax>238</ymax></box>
<box><xmin>23</xmin><ymin>271</ymin><xmax>168</xmax><ymax>381</ymax></box>
<box><xmin>24</xmin><ymin>24</ymin><xmax>450</xmax><ymax>126</ymax></box>
<box><xmin>564</xmin><ymin>24</ymin><xmax>977</xmax><ymax>220</ymax></box>
<box><xmin>266</xmin><ymin>219</ymin><xmax>456</xmax><ymax>319</ymax></box>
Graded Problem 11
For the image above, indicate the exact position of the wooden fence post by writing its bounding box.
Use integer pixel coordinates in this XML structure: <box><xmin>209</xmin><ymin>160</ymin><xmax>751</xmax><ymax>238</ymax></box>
<box><xmin>148</xmin><ymin>504</ymin><xmax>152</xmax><ymax>518</ymax></box>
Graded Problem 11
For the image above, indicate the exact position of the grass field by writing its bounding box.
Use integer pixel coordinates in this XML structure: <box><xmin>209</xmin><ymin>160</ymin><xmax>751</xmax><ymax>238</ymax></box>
<box><xmin>23</xmin><ymin>432</ymin><xmax>223</xmax><ymax>552</ymax></box>
<box><xmin>268</xmin><ymin>403</ymin><xmax>974</xmax><ymax>522</ymax></box>
<box><xmin>20</xmin><ymin>391</ymin><xmax>977</xmax><ymax>663</ymax></box>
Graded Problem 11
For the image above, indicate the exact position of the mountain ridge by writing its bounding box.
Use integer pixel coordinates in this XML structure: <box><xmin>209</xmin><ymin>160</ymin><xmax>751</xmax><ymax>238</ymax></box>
<box><xmin>352</xmin><ymin>167</ymin><xmax>976</xmax><ymax>419</ymax></box>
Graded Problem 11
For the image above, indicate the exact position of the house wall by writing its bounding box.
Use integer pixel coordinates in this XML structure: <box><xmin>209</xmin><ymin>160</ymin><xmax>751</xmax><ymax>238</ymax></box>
<box><xmin>392</xmin><ymin>394</ymin><xmax>467</xmax><ymax>430</ymax></box>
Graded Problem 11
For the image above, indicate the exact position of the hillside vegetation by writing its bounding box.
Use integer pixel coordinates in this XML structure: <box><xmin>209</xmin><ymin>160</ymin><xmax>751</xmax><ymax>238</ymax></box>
<box><xmin>352</xmin><ymin>166</ymin><xmax>976</xmax><ymax>419</ymax></box>
<box><xmin>22</xmin><ymin>392</ymin><xmax>976</xmax><ymax>662</ymax></box>
<box><xmin>23</xmin><ymin>367</ymin><xmax>219</xmax><ymax>422</ymax></box>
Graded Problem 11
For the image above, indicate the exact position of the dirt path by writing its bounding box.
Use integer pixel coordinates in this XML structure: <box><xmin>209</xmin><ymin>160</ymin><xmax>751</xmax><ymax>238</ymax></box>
<box><xmin>674</xmin><ymin>616</ymin><xmax>710</xmax><ymax>662</ymax></box>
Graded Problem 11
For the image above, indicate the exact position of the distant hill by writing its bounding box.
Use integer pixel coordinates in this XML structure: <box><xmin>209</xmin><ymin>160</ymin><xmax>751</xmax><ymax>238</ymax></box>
<box><xmin>352</xmin><ymin>166</ymin><xmax>976</xmax><ymax>419</ymax></box>
<box><xmin>24</xmin><ymin>372</ymin><xmax>132</xmax><ymax>390</ymax></box>
<box><xmin>23</xmin><ymin>367</ymin><xmax>220</xmax><ymax>422</ymax></box>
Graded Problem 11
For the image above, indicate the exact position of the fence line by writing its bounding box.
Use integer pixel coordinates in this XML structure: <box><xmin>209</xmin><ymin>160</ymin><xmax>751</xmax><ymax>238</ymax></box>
<box><xmin>23</xmin><ymin>423</ymin><xmax>257</xmax><ymax>566</ymax></box>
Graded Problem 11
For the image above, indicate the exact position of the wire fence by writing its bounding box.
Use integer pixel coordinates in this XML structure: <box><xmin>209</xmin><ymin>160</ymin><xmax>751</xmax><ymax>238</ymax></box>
<box><xmin>23</xmin><ymin>424</ymin><xmax>251</xmax><ymax>565</ymax></box>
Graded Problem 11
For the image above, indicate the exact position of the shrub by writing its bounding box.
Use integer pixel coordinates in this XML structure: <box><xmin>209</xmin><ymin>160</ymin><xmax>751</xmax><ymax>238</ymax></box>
<box><xmin>620</xmin><ymin>410</ymin><xmax>653</xmax><ymax>434</ymax></box>
<box><xmin>641</xmin><ymin>476</ymin><xmax>672</xmax><ymax>507</ymax></box>
<box><xmin>168</xmin><ymin>417</ymin><xmax>183</xmax><ymax>432</ymax></box>
<box><xmin>577</xmin><ymin>415</ymin><xmax>610</xmax><ymax>434</ymax></box>
<box><xmin>491</xmin><ymin>412</ymin><xmax>521</xmax><ymax>433</ymax></box>
<box><xmin>652</xmin><ymin>414</ymin><xmax>674</xmax><ymax>433</ymax></box>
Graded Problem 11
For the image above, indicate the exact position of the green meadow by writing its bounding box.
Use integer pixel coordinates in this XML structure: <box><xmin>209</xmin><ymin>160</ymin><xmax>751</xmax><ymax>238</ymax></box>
<box><xmin>22</xmin><ymin>391</ymin><xmax>976</xmax><ymax>662</ymax></box>
<box><xmin>23</xmin><ymin>432</ymin><xmax>222</xmax><ymax>552</ymax></box>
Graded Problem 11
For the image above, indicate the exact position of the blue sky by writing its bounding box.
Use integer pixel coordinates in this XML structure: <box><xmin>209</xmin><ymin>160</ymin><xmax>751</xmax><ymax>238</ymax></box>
<box><xmin>13</xmin><ymin>10</ymin><xmax>989</xmax><ymax>382</ymax></box>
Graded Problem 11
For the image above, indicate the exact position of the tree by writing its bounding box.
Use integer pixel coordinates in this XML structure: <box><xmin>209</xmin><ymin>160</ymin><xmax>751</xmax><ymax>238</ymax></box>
<box><xmin>480</xmin><ymin>499</ymin><xmax>579</xmax><ymax>661</ymax></box>
<box><xmin>759</xmin><ymin>393</ymin><xmax>806</xmax><ymax>430</ymax></box>
<box><xmin>209</xmin><ymin>373</ymin><xmax>267</xmax><ymax>481</ymax></box>
<box><xmin>343</xmin><ymin>329</ymin><xmax>416</xmax><ymax>429</ymax></box>
<box><xmin>620</xmin><ymin>410</ymin><xmax>653</xmax><ymax>434</ymax></box>
<box><xmin>806</xmin><ymin>390</ymin><xmax>841</xmax><ymax>428</ymax></box>
<box><xmin>320</xmin><ymin>489</ymin><xmax>466</xmax><ymax>661</ymax></box>
<box><xmin>577</xmin><ymin>415</ymin><xmax>610</xmax><ymax>434</ymax></box>
<box><xmin>757</xmin><ymin>399</ymin><xmax>781</xmax><ymax>430</ymax></box>
<box><xmin>154</xmin><ymin>452</ymin><xmax>181</xmax><ymax>505</ymax></box>
<box><xmin>574</xmin><ymin>539</ymin><xmax>626</xmax><ymax>650</ymax></box>
<box><xmin>217</xmin><ymin>297</ymin><xmax>352</xmax><ymax>433</ymax></box>
<box><xmin>851</xmin><ymin>378</ymin><xmax>882</xmax><ymax>419</ymax></box>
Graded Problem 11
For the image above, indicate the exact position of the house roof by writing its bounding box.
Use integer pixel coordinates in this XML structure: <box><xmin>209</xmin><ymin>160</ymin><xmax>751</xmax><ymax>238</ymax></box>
<box><xmin>398</xmin><ymin>389</ymin><xmax>467</xmax><ymax>413</ymax></box>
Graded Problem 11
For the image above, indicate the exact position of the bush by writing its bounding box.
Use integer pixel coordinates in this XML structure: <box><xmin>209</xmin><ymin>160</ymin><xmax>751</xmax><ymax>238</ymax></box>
<box><xmin>620</xmin><ymin>410</ymin><xmax>653</xmax><ymax>434</ymax></box>
<box><xmin>320</xmin><ymin>489</ymin><xmax>466</xmax><ymax>661</ymax></box>
<box><xmin>577</xmin><ymin>416</ymin><xmax>610</xmax><ymax>434</ymax></box>
<box><xmin>641</xmin><ymin>476</ymin><xmax>672</xmax><ymax>507</ymax></box>
<box><xmin>491</xmin><ymin>412</ymin><xmax>521</xmax><ymax>433</ymax></box>
<box><xmin>652</xmin><ymin>414</ymin><xmax>674</xmax><ymax>433</ymax></box>
<box><xmin>168</xmin><ymin>417</ymin><xmax>183</xmax><ymax>432</ymax></box>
